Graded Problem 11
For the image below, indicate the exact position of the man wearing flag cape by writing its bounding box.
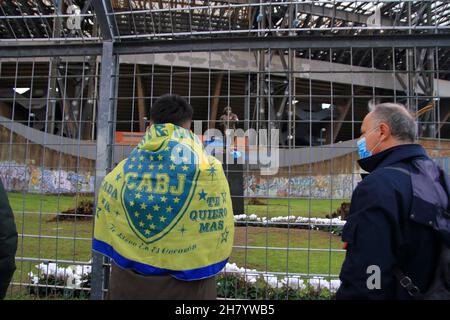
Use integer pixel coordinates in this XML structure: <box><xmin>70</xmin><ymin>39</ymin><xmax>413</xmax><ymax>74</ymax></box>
<box><xmin>93</xmin><ymin>94</ymin><xmax>235</xmax><ymax>299</ymax></box>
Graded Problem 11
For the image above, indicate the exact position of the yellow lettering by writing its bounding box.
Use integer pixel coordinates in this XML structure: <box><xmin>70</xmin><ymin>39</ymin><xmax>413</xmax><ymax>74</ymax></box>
<box><xmin>169</xmin><ymin>174</ymin><xmax>186</xmax><ymax>195</ymax></box>
<box><xmin>125</xmin><ymin>172</ymin><xmax>138</xmax><ymax>184</ymax></box>
<box><xmin>155</xmin><ymin>173</ymin><xmax>169</xmax><ymax>194</ymax></box>
<box><xmin>137</xmin><ymin>173</ymin><xmax>153</xmax><ymax>192</ymax></box>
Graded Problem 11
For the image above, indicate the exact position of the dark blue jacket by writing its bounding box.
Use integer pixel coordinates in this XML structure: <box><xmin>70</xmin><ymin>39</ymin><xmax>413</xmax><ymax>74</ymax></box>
<box><xmin>336</xmin><ymin>144</ymin><xmax>450</xmax><ymax>300</ymax></box>
<box><xmin>0</xmin><ymin>180</ymin><xmax>17</xmax><ymax>299</ymax></box>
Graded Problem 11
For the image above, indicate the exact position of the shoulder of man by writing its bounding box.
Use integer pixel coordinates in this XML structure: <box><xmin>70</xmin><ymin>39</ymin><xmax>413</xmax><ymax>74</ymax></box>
<box><xmin>102</xmin><ymin>159</ymin><xmax>127</xmax><ymax>184</ymax></box>
<box><xmin>358</xmin><ymin>162</ymin><xmax>411</xmax><ymax>191</ymax></box>
<box><xmin>350</xmin><ymin>163</ymin><xmax>413</xmax><ymax>223</ymax></box>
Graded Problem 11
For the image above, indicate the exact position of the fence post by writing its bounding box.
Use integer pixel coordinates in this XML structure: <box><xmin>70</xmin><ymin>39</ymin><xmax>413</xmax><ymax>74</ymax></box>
<box><xmin>91</xmin><ymin>41</ymin><xmax>117</xmax><ymax>300</ymax></box>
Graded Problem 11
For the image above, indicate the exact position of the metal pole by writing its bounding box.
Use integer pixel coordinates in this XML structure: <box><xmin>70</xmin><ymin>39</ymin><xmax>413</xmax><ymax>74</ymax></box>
<box><xmin>91</xmin><ymin>41</ymin><xmax>117</xmax><ymax>300</ymax></box>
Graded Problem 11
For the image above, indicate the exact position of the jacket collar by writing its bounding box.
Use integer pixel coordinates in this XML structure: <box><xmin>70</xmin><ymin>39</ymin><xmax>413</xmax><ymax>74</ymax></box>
<box><xmin>358</xmin><ymin>144</ymin><xmax>428</xmax><ymax>173</ymax></box>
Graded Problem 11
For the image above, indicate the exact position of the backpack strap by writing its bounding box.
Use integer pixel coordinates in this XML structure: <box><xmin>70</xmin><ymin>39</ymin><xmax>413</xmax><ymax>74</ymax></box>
<box><xmin>384</xmin><ymin>166</ymin><xmax>425</xmax><ymax>299</ymax></box>
<box><xmin>384</xmin><ymin>166</ymin><xmax>411</xmax><ymax>176</ymax></box>
<box><xmin>392</xmin><ymin>266</ymin><xmax>424</xmax><ymax>299</ymax></box>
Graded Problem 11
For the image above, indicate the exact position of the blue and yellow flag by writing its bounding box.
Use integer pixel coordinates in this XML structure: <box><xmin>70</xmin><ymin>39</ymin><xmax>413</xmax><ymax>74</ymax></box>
<box><xmin>93</xmin><ymin>123</ymin><xmax>234</xmax><ymax>280</ymax></box>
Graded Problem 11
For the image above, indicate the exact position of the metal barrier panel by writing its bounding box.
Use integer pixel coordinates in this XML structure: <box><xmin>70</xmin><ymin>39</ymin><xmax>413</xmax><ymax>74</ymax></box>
<box><xmin>0</xmin><ymin>54</ymin><xmax>100</xmax><ymax>299</ymax></box>
<box><xmin>0</xmin><ymin>0</ymin><xmax>449</xmax><ymax>300</ymax></box>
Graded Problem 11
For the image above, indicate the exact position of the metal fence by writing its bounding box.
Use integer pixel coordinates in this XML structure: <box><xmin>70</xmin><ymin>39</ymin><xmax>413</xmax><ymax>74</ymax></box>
<box><xmin>0</xmin><ymin>0</ymin><xmax>449</xmax><ymax>300</ymax></box>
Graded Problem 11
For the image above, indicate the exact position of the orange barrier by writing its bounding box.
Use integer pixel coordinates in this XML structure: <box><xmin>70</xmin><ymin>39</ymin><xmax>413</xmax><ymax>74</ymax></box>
<box><xmin>115</xmin><ymin>132</ymin><xmax>145</xmax><ymax>145</ymax></box>
<box><xmin>115</xmin><ymin>132</ymin><xmax>249</xmax><ymax>150</ymax></box>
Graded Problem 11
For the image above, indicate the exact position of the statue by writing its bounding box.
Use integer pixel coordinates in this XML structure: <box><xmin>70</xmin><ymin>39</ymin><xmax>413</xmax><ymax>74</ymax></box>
<box><xmin>219</xmin><ymin>106</ymin><xmax>239</xmax><ymax>134</ymax></box>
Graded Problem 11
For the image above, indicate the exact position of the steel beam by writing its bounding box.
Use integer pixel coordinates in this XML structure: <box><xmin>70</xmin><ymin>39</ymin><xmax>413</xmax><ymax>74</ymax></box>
<box><xmin>91</xmin><ymin>41</ymin><xmax>118</xmax><ymax>300</ymax></box>
<box><xmin>114</xmin><ymin>35</ymin><xmax>450</xmax><ymax>55</ymax></box>
<box><xmin>229</xmin><ymin>1</ymin><xmax>404</xmax><ymax>26</ymax></box>
<box><xmin>0</xmin><ymin>42</ymin><xmax>103</xmax><ymax>58</ymax></box>
<box><xmin>332</xmin><ymin>99</ymin><xmax>352</xmax><ymax>143</ymax></box>
<box><xmin>92</xmin><ymin>0</ymin><xmax>119</xmax><ymax>41</ymax></box>
<box><xmin>1</xmin><ymin>34</ymin><xmax>448</xmax><ymax>58</ymax></box>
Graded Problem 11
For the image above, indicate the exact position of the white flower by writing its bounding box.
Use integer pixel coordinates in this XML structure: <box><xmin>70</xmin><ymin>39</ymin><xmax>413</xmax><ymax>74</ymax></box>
<box><xmin>329</xmin><ymin>279</ymin><xmax>341</xmax><ymax>293</ymax></box>
<box><xmin>66</xmin><ymin>275</ymin><xmax>77</xmax><ymax>289</ymax></box>
<box><xmin>74</xmin><ymin>265</ymin><xmax>84</xmax><ymax>276</ymax></box>
<box><xmin>65</xmin><ymin>267</ymin><xmax>74</xmax><ymax>278</ymax></box>
<box><xmin>308</xmin><ymin>277</ymin><xmax>330</xmax><ymax>291</ymax></box>
<box><xmin>28</xmin><ymin>272</ymin><xmax>39</xmax><ymax>284</ymax></box>
<box><xmin>262</xmin><ymin>274</ymin><xmax>280</xmax><ymax>288</ymax></box>
<box><xmin>234</xmin><ymin>214</ymin><xmax>247</xmax><ymax>221</ymax></box>
<box><xmin>56</xmin><ymin>266</ymin><xmax>68</xmax><ymax>279</ymax></box>
<box><xmin>222</xmin><ymin>263</ymin><xmax>239</xmax><ymax>273</ymax></box>
<box><xmin>281</xmin><ymin>276</ymin><xmax>305</xmax><ymax>290</ymax></box>
<box><xmin>245</xmin><ymin>274</ymin><xmax>259</xmax><ymax>284</ymax></box>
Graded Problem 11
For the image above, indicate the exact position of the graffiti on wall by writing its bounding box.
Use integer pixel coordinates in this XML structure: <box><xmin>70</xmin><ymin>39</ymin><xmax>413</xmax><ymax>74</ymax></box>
<box><xmin>244</xmin><ymin>157</ymin><xmax>449</xmax><ymax>199</ymax></box>
<box><xmin>244</xmin><ymin>174</ymin><xmax>361</xmax><ymax>199</ymax></box>
<box><xmin>0</xmin><ymin>161</ymin><xmax>94</xmax><ymax>193</ymax></box>
<box><xmin>3</xmin><ymin>157</ymin><xmax>447</xmax><ymax>196</ymax></box>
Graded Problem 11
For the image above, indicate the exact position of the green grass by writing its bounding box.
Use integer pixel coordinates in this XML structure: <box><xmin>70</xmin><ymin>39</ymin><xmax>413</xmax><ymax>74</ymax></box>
<box><xmin>6</xmin><ymin>192</ymin><xmax>345</xmax><ymax>299</ymax></box>
<box><xmin>7</xmin><ymin>192</ymin><xmax>93</xmax><ymax>214</ymax></box>
<box><xmin>244</xmin><ymin>198</ymin><xmax>347</xmax><ymax>219</ymax></box>
<box><xmin>11</xmin><ymin>212</ymin><xmax>92</xmax><ymax>289</ymax></box>
<box><xmin>230</xmin><ymin>226</ymin><xmax>344</xmax><ymax>276</ymax></box>
<box><xmin>7</xmin><ymin>192</ymin><xmax>348</xmax><ymax>219</ymax></box>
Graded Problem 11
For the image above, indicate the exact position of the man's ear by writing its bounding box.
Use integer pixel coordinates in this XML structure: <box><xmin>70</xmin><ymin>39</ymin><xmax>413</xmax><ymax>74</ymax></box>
<box><xmin>379</xmin><ymin>122</ymin><xmax>391</xmax><ymax>141</ymax></box>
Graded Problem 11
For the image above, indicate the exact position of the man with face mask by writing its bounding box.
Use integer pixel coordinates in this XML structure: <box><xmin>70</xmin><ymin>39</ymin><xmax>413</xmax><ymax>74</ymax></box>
<box><xmin>336</xmin><ymin>102</ymin><xmax>450</xmax><ymax>299</ymax></box>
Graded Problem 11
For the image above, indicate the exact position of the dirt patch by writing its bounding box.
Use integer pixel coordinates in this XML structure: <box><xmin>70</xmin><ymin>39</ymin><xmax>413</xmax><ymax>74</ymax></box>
<box><xmin>47</xmin><ymin>200</ymin><xmax>94</xmax><ymax>222</ymax></box>
<box><xmin>326</xmin><ymin>202</ymin><xmax>350</xmax><ymax>219</ymax></box>
<box><xmin>246</xmin><ymin>198</ymin><xmax>268</xmax><ymax>205</ymax></box>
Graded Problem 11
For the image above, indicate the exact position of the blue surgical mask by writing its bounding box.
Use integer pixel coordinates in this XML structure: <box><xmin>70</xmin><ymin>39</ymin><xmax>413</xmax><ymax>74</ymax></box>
<box><xmin>357</xmin><ymin>127</ymin><xmax>381</xmax><ymax>159</ymax></box>
<box><xmin>357</xmin><ymin>137</ymin><xmax>372</xmax><ymax>159</ymax></box>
